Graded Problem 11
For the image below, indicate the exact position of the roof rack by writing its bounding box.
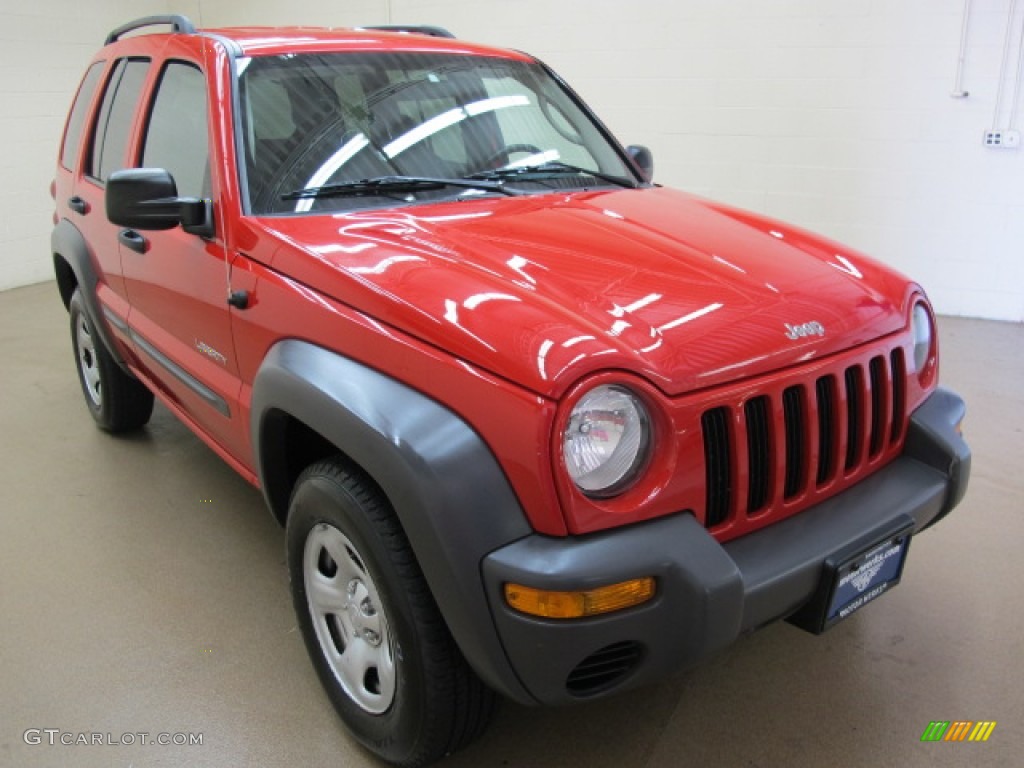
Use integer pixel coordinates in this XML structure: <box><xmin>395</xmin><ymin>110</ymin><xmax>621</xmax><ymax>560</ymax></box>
<box><xmin>105</xmin><ymin>15</ymin><xmax>196</xmax><ymax>45</ymax></box>
<box><xmin>357</xmin><ymin>25</ymin><xmax>455</xmax><ymax>39</ymax></box>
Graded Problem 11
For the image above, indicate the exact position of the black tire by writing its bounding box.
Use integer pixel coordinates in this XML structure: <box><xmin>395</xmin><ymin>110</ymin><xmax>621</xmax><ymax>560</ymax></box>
<box><xmin>286</xmin><ymin>457</ymin><xmax>495</xmax><ymax>767</ymax></box>
<box><xmin>69</xmin><ymin>288</ymin><xmax>154</xmax><ymax>432</ymax></box>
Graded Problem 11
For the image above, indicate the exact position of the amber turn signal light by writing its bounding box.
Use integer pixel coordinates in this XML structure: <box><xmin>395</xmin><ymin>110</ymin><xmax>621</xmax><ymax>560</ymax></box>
<box><xmin>504</xmin><ymin>577</ymin><xmax>656</xmax><ymax>619</ymax></box>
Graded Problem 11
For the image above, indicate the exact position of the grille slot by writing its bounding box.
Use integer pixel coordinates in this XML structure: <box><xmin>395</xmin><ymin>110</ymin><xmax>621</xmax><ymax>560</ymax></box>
<box><xmin>701</xmin><ymin>407</ymin><xmax>732</xmax><ymax>527</ymax></box>
<box><xmin>782</xmin><ymin>386</ymin><xmax>807</xmax><ymax>499</ymax></box>
<box><xmin>744</xmin><ymin>396</ymin><xmax>771</xmax><ymax>514</ymax></box>
<box><xmin>868</xmin><ymin>356</ymin><xmax>887</xmax><ymax>457</ymax></box>
<box><xmin>890</xmin><ymin>348</ymin><xmax>907</xmax><ymax>443</ymax></box>
<box><xmin>844</xmin><ymin>366</ymin><xmax>865</xmax><ymax>471</ymax></box>
<box><xmin>566</xmin><ymin>641</ymin><xmax>643</xmax><ymax>696</ymax></box>
<box><xmin>815</xmin><ymin>376</ymin><xmax>838</xmax><ymax>486</ymax></box>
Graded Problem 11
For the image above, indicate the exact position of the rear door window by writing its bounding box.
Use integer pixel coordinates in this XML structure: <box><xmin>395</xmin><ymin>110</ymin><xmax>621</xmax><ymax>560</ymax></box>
<box><xmin>88</xmin><ymin>58</ymin><xmax>150</xmax><ymax>183</ymax></box>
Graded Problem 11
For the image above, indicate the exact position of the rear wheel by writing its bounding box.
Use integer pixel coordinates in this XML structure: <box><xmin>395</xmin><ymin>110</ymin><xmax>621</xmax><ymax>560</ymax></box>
<box><xmin>69</xmin><ymin>288</ymin><xmax>153</xmax><ymax>432</ymax></box>
<box><xmin>286</xmin><ymin>458</ymin><xmax>495</xmax><ymax>767</ymax></box>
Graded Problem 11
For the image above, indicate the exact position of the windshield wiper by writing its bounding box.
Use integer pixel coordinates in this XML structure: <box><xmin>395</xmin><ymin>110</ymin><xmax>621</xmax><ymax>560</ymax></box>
<box><xmin>281</xmin><ymin>175</ymin><xmax>519</xmax><ymax>201</ymax></box>
<box><xmin>468</xmin><ymin>161</ymin><xmax>637</xmax><ymax>189</ymax></box>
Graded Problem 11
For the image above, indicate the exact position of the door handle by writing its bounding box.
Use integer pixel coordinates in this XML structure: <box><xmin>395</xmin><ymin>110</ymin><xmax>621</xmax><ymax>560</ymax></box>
<box><xmin>118</xmin><ymin>229</ymin><xmax>148</xmax><ymax>254</ymax></box>
<box><xmin>68</xmin><ymin>196</ymin><xmax>88</xmax><ymax>215</ymax></box>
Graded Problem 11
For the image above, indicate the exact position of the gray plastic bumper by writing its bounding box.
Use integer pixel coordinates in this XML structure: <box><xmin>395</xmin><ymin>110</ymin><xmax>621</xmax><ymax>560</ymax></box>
<box><xmin>482</xmin><ymin>387</ymin><xmax>970</xmax><ymax>705</ymax></box>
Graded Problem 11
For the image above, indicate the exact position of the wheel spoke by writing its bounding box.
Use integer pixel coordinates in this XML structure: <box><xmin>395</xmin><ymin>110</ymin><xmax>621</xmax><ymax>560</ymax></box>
<box><xmin>76</xmin><ymin>320</ymin><xmax>90</xmax><ymax>350</ymax></box>
<box><xmin>375</xmin><ymin>629</ymin><xmax>396</xmax><ymax>696</ymax></box>
<box><xmin>313</xmin><ymin>526</ymin><xmax>366</xmax><ymax>584</ymax></box>
<box><xmin>84</xmin><ymin>362</ymin><xmax>101</xmax><ymax>395</ymax></box>
<box><xmin>306</xmin><ymin>572</ymin><xmax>350</xmax><ymax>614</ymax></box>
<box><xmin>76</xmin><ymin>317</ymin><xmax>102</xmax><ymax>405</ymax></box>
<box><xmin>338</xmin><ymin>635</ymin><xmax>375</xmax><ymax>688</ymax></box>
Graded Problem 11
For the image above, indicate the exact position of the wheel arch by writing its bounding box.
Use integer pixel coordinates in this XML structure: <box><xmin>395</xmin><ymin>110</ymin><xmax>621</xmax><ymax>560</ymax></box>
<box><xmin>54</xmin><ymin>251</ymin><xmax>77</xmax><ymax>309</ymax></box>
<box><xmin>51</xmin><ymin>218</ymin><xmax>126</xmax><ymax>367</ymax></box>
<box><xmin>250</xmin><ymin>340</ymin><xmax>535</xmax><ymax>703</ymax></box>
<box><xmin>258</xmin><ymin>407</ymin><xmax>341</xmax><ymax>525</ymax></box>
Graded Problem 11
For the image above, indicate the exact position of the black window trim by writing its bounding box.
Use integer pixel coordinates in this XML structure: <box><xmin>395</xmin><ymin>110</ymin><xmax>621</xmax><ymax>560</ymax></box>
<box><xmin>138</xmin><ymin>57</ymin><xmax>212</xmax><ymax>200</ymax></box>
<box><xmin>85</xmin><ymin>56</ymin><xmax>152</xmax><ymax>188</ymax></box>
<box><xmin>228</xmin><ymin>54</ymin><xmax>251</xmax><ymax>215</ymax></box>
<box><xmin>60</xmin><ymin>60</ymin><xmax>107</xmax><ymax>173</ymax></box>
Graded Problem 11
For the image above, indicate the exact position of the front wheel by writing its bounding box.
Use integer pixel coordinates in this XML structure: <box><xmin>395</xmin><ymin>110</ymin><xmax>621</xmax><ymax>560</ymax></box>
<box><xmin>286</xmin><ymin>458</ymin><xmax>494</xmax><ymax>767</ymax></box>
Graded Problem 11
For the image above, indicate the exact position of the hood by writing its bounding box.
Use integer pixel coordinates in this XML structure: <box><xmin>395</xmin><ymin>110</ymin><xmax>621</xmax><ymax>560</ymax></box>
<box><xmin>249</xmin><ymin>187</ymin><xmax>915</xmax><ymax>398</ymax></box>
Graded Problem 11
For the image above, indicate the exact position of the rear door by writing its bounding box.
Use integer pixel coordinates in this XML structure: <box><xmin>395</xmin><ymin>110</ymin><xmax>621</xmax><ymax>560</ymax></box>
<box><xmin>118</xmin><ymin>56</ymin><xmax>247</xmax><ymax>464</ymax></box>
<box><xmin>70</xmin><ymin>57</ymin><xmax>151</xmax><ymax>331</ymax></box>
<box><xmin>56</xmin><ymin>59</ymin><xmax>105</xmax><ymax>231</ymax></box>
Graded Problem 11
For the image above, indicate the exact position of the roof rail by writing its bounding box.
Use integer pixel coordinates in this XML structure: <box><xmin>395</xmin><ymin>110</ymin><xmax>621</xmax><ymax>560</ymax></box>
<box><xmin>358</xmin><ymin>25</ymin><xmax>455</xmax><ymax>39</ymax></box>
<box><xmin>105</xmin><ymin>15</ymin><xmax>196</xmax><ymax>45</ymax></box>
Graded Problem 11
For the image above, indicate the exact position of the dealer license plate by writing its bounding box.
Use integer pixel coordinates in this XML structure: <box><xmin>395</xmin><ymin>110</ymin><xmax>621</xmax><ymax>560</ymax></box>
<box><xmin>787</xmin><ymin>516</ymin><xmax>914</xmax><ymax>634</ymax></box>
<box><xmin>826</xmin><ymin>534</ymin><xmax>910</xmax><ymax>625</ymax></box>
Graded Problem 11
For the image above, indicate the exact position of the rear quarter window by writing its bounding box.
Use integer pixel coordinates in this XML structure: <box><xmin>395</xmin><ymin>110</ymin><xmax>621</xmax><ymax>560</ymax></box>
<box><xmin>60</xmin><ymin>62</ymin><xmax>105</xmax><ymax>172</ymax></box>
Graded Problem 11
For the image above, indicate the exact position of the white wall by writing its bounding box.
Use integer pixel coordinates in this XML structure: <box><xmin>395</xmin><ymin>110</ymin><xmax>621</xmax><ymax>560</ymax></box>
<box><xmin>4</xmin><ymin>1</ymin><xmax>1022</xmax><ymax>321</ymax></box>
<box><xmin>0</xmin><ymin>0</ymin><xmax>168</xmax><ymax>291</ymax></box>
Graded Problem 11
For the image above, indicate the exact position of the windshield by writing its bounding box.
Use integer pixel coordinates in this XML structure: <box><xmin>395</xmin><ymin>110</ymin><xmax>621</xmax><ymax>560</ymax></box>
<box><xmin>235</xmin><ymin>52</ymin><xmax>637</xmax><ymax>214</ymax></box>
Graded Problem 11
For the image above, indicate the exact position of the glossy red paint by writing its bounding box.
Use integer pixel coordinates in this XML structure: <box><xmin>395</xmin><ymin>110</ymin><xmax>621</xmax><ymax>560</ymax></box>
<box><xmin>254</xmin><ymin>188</ymin><xmax>916</xmax><ymax>400</ymax></box>
<box><xmin>239</xmin><ymin>189</ymin><xmax>934</xmax><ymax>536</ymax></box>
<box><xmin>54</xmin><ymin>25</ymin><xmax>940</xmax><ymax>539</ymax></box>
<box><xmin>225</xmin><ymin>238</ymin><xmax>566</xmax><ymax>534</ymax></box>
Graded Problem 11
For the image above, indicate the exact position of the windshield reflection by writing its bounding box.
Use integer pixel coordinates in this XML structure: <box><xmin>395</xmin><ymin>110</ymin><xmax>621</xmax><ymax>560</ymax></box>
<box><xmin>237</xmin><ymin>52</ymin><xmax>635</xmax><ymax>214</ymax></box>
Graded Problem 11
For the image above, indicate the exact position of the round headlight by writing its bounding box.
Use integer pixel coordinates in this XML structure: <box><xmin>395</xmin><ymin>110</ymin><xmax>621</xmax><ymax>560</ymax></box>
<box><xmin>911</xmin><ymin>302</ymin><xmax>933</xmax><ymax>372</ymax></box>
<box><xmin>562</xmin><ymin>385</ymin><xmax>650</xmax><ymax>496</ymax></box>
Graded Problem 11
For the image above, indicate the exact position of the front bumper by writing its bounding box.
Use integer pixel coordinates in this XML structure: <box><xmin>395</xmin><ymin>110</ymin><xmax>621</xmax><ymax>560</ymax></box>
<box><xmin>482</xmin><ymin>387</ymin><xmax>970</xmax><ymax>705</ymax></box>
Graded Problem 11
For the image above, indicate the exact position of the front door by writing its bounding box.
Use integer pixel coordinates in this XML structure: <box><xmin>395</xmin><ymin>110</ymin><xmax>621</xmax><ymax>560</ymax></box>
<box><xmin>118</xmin><ymin>58</ymin><xmax>246</xmax><ymax>465</ymax></box>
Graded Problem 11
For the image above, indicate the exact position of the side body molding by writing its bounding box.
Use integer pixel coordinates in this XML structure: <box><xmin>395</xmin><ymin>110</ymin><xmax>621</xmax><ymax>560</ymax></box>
<box><xmin>250</xmin><ymin>340</ymin><xmax>536</xmax><ymax>702</ymax></box>
<box><xmin>51</xmin><ymin>218</ymin><xmax>127</xmax><ymax>368</ymax></box>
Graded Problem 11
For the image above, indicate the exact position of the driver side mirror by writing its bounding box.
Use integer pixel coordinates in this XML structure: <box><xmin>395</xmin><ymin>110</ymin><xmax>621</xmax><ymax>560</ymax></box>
<box><xmin>627</xmin><ymin>145</ymin><xmax>654</xmax><ymax>183</ymax></box>
<box><xmin>106</xmin><ymin>168</ymin><xmax>214</xmax><ymax>238</ymax></box>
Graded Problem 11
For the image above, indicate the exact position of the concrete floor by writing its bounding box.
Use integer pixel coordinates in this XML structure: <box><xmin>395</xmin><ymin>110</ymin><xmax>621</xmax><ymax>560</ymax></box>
<box><xmin>1</xmin><ymin>280</ymin><xmax>1021</xmax><ymax>768</ymax></box>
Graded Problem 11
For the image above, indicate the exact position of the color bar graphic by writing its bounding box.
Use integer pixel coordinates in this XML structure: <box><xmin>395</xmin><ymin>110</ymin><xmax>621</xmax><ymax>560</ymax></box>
<box><xmin>968</xmin><ymin>722</ymin><xmax>997</xmax><ymax>742</ymax></box>
<box><xmin>920</xmin><ymin>720</ymin><xmax>996</xmax><ymax>742</ymax></box>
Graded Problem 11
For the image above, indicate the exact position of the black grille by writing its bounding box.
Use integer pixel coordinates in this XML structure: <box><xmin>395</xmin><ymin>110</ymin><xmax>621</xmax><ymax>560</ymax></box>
<box><xmin>744</xmin><ymin>397</ymin><xmax>771</xmax><ymax>513</ymax></box>
<box><xmin>815</xmin><ymin>376</ymin><xmax>838</xmax><ymax>486</ymax></box>
<box><xmin>890</xmin><ymin>348</ymin><xmax>907</xmax><ymax>443</ymax></box>
<box><xmin>868</xmin><ymin>356</ymin><xmax>887</xmax><ymax>457</ymax></box>
<box><xmin>566</xmin><ymin>641</ymin><xmax>643</xmax><ymax>696</ymax></box>
<box><xmin>782</xmin><ymin>386</ymin><xmax>807</xmax><ymax>499</ymax></box>
<box><xmin>844</xmin><ymin>366</ymin><xmax>865</xmax><ymax>471</ymax></box>
<box><xmin>700</xmin><ymin>348</ymin><xmax>908</xmax><ymax>531</ymax></box>
<box><xmin>701</xmin><ymin>407</ymin><xmax>731</xmax><ymax>527</ymax></box>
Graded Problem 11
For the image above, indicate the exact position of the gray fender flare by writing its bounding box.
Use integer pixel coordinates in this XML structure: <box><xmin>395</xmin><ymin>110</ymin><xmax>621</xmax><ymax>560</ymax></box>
<box><xmin>251</xmin><ymin>340</ymin><xmax>536</xmax><ymax>702</ymax></box>
<box><xmin>51</xmin><ymin>218</ymin><xmax>127</xmax><ymax>368</ymax></box>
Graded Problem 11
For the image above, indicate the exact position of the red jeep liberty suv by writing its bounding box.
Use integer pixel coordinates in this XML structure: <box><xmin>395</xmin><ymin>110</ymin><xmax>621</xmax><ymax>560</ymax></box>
<box><xmin>52</xmin><ymin>16</ymin><xmax>971</xmax><ymax>767</ymax></box>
